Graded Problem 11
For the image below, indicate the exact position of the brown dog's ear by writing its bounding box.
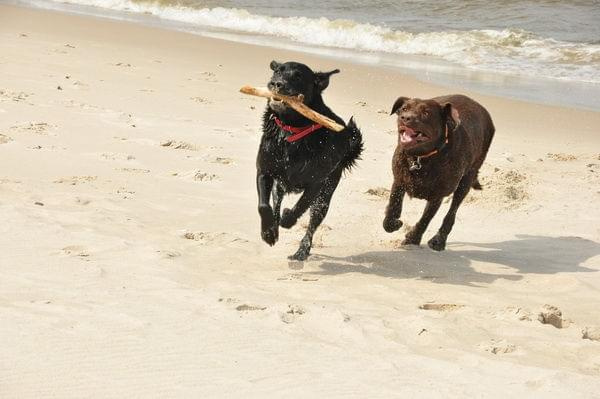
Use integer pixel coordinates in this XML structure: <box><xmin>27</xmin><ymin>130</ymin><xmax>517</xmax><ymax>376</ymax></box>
<box><xmin>390</xmin><ymin>97</ymin><xmax>409</xmax><ymax>115</ymax></box>
<box><xmin>315</xmin><ymin>69</ymin><xmax>340</xmax><ymax>91</ymax></box>
<box><xmin>270</xmin><ymin>60</ymin><xmax>282</xmax><ymax>71</ymax></box>
<box><xmin>443</xmin><ymin>102</ymin><xmax>461</xmax><ymax>129</ymax></box>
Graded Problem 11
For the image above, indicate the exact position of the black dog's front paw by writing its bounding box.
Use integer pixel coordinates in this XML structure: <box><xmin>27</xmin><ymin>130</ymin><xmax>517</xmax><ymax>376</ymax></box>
<box><xmin>261</xmin><ymin>225</ymin><xmax>279</xmax><ymax>246</ymax></box>
<box><xmin>259</xmin><ymin>204</ymin><xmax>278</xmax><ymax>246</ymax></box>
<box><xmin>279</xmin><ymin>208</ymin><xmax>297</xmax><ymax>229</ymax></box>
<box><xmin>383</xmin><ymin>217</ymin><xmax>403</xmax><ymax>233</ymax></box>
<box><xmin>427</xmin><ymin>234</ymin><xmax>446</xmax><ymax>251</ymax></box>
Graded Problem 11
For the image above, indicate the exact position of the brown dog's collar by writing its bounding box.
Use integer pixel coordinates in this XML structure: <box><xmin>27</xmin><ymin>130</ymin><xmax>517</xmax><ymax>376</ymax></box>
<box><xmin>408</xmin><ymin>124</ymin><xmax>450</xmax><ymax>171</ymax></box>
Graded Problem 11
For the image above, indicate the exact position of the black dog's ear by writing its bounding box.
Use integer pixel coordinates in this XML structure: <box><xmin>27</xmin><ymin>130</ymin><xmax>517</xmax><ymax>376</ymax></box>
<box><xmin>443</xmin><ymin>102</ymin><xmax>461</xmax><ymax>129</ymax></box>
<box><xmin>314</xmin><ymin>69</ymin><xmax>340</xmax><ymax>91</ymax></box>
<box><xmin>390</xmin><ymin>97</ymin><xmax>409</xmax><ymax>115</ymax></box>
<box><xmin>270</xmin><ymin>60</ymin><xmax>281</xmax><ymax>71</ymax></box>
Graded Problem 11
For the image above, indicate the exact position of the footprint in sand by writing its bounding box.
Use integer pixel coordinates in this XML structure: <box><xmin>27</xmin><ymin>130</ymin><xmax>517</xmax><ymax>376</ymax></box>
<box><xmin>160</xmin><ymin>140</ymin><xmax>199</xmax><ymax>151</ymax></box>
<box><xmin>75</xmin><ymin>197</ymin><xmax>91</xmax><ymax>206</ymax></box>
<box><xmin>10</xmin><ymin>122</ymin><xmax>55</xmax><ymax>135</ymax></box>
<box><xmin>466</xmin><ymin>167</ymin><xmax>529</xmax><ymax>209</ymax></box>
<box><xmin>0</xmin><ymin>89</ymin><xmax>32</xmax><ymax>103</ymax></box>
<box><xmin>538</xmin><ymin>304</ymin><xmax>571</xmax><ymax>328</ymax></box>
<box><xmin>53</xmin><ymin>176</ymin><xmax>97</xmax><ymax>185</ymax></box>
<box><xmin>547</xmin><ymin>152</ymin><xmax>578</xmax><ymax>161</ymax></box>
<box><xmin>277</xmin><ymin>273</ymin><xmax>319</xmax><ymax>282</ymax></box>
<box><xmin>156</xmin><ymin>250</ymin><xmax>181</xmax><ymax>259</ymax></box>
<box><xmin>365</xmin><ymin>187</ymin><xmax>390</xmax><ymax>199</ymax></box>
<box><xmin>112</xmin><ymin>62</ymin><xmax>133</xmax><ymax>68</ymax></box>
<box><xmin>181</xmin><ymin>231</ymin><xmax>227</xmax><ymax>244</ymax></box>
<box><xmin>218</xmin><ymin>297</ymin><xmax>240</xmax><ymax>305</ymax></box>
<box><xmin>582</xmin><ymin>327</ymin><xmax>600</xmax><ymax>342</ymax></box>
<box><xmin>0</xmin><ymin>134</ymin><xmax>13</xmax><ymax>144</ymax></box>
<box><xmin>491</xmin><ymin>306</ymin><xmax>533</xmax><ymax>322</ymax></box>
<box><xmin>172</xmin><ymin>170</ymin><xmax>219</xmax><ymax>182</ymax></box>
<box><xmin>419</xmin><ymin>303</ymin><xmax>465</xmax><ymax>311</ymax></box>
<box><xmin>116</xmin><ymin>167</ymin><xmax>151</xmax><ymax>174</ymax></box>
<box><xmin>100</xmin><ymin>152</ymin><xmax>136</xmax><ymax>161</ymax></box>
<box><xmin>181</xmin><ymin>230</ymin><xmax>249</xmax><ymax>247</ymax></box>
<box><xmin>280</xmin><ymin>304</ymin><xmax>306</xmax><ymax>324</ymax></box>
<box><xmin>235</xmin><ymin>304</ymin><xmax>267</xmax><ymax>312</ymax></box>
<box><xmin>479</xmin><ymin>339</ymin><xmax>517</xmax><ymax>355</ymax></box>
<box><xmin>187</xmin><ymin>71</ymin><xmax>218</xmax><ymax>83</ymax></box>
<box><xmin>56</xmin><ymin>245</ymin><xmax>90</xmax><ymax>259</ymax></box>
<box><xmin>190</xmin><ymin>96</ymin><xmax>211</xmax><ymax>104</ymax></box>
<box><xmin>212</xmin><ymin>157</ymin><xmax>234</xmax><ymax>165</ymax></box>
<box><xmin>115</xmin><ymin>187</ymin><xmax>135</xmax><ymax>199</ymax></box>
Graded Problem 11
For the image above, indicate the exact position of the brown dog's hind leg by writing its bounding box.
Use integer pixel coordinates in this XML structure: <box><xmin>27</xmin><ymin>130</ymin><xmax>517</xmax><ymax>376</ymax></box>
<box><xmin>383</xmin><ymin>181</ymin><xmax>405</xmax><ymax>233</ymax></box>
<box><xmin>428</xmin><ymin>171</ymin><xmax>475</xmax><ymax>251</ymax></box>
<box><xmin>289</xmin><ymin>172</ymin><xmax>341</xmax><ymax>261</ymax></box>
<box><xmin>402</xmin><ymin>198</ymin><xmax>443</xmax><ymax>246</ymax></box>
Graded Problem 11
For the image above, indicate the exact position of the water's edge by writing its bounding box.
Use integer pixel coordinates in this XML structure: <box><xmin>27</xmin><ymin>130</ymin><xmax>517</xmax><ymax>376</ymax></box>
<box><xmin>4</xmin><ymin>0</ymin><xmax>600</xmax><ymax>111</ymax></box>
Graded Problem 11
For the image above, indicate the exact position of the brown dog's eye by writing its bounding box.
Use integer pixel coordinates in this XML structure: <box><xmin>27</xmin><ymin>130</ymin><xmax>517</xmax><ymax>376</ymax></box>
<box><xmin>402</xmin><ymin>106</ymin><xmax>408</xmax><ymax>112</ymax></box>
<box><xmin>422</xmin><ymin>111</ymin><xmax>429</xmax><ymax>117</ymax></box>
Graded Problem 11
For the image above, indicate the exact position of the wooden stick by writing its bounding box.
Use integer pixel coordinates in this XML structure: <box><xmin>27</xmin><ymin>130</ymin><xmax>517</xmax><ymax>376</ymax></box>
<box><xmin>240</xmin><ymin>85</ymin><xmax>345</xmax><ymax>132</ymax></box>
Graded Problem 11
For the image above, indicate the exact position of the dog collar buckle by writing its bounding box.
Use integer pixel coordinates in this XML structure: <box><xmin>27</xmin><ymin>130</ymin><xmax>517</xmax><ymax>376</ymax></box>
<box><xmin>409</xmin><ymin>157</ymin><xmax>422</xmax><ymax>172</ymax></box>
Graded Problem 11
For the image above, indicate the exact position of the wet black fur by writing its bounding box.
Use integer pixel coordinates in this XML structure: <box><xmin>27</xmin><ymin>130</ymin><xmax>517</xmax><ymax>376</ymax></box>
<box><xmin>256</xmin><ymin>61</ymin><xmax>363</xmax><ymax>260</ymax></box>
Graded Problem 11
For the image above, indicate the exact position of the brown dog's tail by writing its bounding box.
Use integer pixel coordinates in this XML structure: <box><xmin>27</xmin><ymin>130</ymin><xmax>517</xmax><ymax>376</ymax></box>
<box><xmin>472</xmin><ymin>175</ymin><xmax>483</xmax><ymax>190</ymax></box>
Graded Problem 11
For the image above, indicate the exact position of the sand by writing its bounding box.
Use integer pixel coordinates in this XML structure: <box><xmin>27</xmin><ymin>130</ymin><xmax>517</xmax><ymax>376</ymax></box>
<box><xmin>1</xmin><ymin>4</ymin><xmax>600</xmax><ymax>398</ymax></box>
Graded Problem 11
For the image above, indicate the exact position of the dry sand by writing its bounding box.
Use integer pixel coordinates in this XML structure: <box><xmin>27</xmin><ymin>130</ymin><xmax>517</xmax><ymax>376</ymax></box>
<box><xmin>1</xmin><ymin>4</ymin><xmax>600</xmax><ymax>398</ymax></box>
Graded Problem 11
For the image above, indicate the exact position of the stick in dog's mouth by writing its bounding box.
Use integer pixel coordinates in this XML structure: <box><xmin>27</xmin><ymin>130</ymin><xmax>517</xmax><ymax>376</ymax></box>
<box><xmin>239</xmin><ymin>85</ymin><xmax>344</xmax><ymax>132</ymax></box>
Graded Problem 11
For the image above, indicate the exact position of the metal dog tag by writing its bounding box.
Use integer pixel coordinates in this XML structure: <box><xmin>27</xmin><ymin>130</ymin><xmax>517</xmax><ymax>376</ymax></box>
<box><xmin>409</xmin><ymin>157</ymin><xmax>422</xmax><ymax>171</ymax></box>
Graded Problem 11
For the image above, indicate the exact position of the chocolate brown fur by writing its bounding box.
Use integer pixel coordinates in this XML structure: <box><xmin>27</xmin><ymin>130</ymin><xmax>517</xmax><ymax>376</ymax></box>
<box><xmin>383</xmin><ymin>94</ymin><xmax>494</xmax><ymax>251</ymax></box>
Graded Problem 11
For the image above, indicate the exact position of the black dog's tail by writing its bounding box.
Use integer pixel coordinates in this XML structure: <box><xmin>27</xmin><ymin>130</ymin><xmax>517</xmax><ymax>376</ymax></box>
<box><xmin>341</xmin><ymin>117</ymin><xmax>364</xmax><ymax>172</ymax></box>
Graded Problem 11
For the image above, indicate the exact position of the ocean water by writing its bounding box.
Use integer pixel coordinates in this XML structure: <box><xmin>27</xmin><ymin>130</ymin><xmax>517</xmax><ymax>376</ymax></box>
<box><xmin>7</xmin><ymin>0</ymin><xmax>600</xmax><ymax>109</ymax></box>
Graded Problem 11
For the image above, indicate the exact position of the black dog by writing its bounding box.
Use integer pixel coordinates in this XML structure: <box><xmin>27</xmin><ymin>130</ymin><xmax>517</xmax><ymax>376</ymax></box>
<box><xmin>383</xmin><ymin>94</ymin><xmax>495</xmax><ymax>250</ymax></box>
<box><xmin>256</xmin><ymin>61</ymin><xmax>363</xmax><ymax>260</ymax></box>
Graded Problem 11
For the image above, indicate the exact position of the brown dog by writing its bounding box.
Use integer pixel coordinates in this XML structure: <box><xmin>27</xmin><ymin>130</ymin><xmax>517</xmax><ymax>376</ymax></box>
<box><xmin>383</xmin><ymin>94</ymin><xmax>494</xmax><ymax>251</ymax></box>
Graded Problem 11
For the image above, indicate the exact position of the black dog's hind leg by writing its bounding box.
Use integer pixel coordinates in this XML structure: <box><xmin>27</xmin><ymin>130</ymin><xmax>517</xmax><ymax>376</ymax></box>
<box><xmin>402</xmin><ymin>198</ymin><xmax>443</xmax><ymax>246</ymax></box>
<box><xmin>280</xmin><ymin>184</ymin><xmax>323</xmax><ymax>229</ymax></box>
<box><xmin>289</xmin><ymin>171</ymin><xmax>341</xmax><ymax>261</ymax></box>
<box><xmin>428</xmin><ymin>171</ymin><xmax>475</xmax><ymax>251</ymax></box>
<box><xmin>257</xmin><ymin>173</ymin><xmax>277</xmax><ymax>246</ymax></box>
<box><xmin>383</xmin><ymin>181</ymin><xmax>405</xmax><ymax>233</ymax></box>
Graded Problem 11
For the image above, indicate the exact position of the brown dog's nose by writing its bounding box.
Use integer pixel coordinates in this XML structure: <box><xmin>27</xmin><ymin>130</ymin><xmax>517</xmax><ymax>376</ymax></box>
<box><xmin>400</xmin><ymin>114</ymin><xmax>412</xmax><ymax>123</ymax></box>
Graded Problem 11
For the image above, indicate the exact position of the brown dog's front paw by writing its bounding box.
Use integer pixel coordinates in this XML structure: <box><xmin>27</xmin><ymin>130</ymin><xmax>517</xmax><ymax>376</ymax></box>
<box><xmin>279</xmin><ymin>208</ymin><xmax>297</xmax><ymax>229</ymax></box>
<box><xmin>383</xmin><ymin>217</ymin><xmax>403</xmax><ymax>233</ymax></box>
<box><xmin>427</xmin><ymin>234</ymin><xmax>446</xmax><ymax>251</ymax></box>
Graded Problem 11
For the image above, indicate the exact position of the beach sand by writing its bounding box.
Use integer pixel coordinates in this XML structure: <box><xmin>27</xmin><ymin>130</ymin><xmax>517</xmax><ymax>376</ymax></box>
<box><xmin>1</xmin><ymin>4</ymin><xmax>600</xmax><ymax>398</ymax></box>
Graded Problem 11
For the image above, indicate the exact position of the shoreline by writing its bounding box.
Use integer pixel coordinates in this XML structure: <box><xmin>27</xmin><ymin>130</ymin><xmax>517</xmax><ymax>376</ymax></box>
<box><xmin>6</xmin><ymin>0</ymin><xmax>600</xmax><ymax>112</ymax></box>
<box><xmin>1</xmin><ymin>3</ymin><xmax>600</xmax><ymax>398</ymax></box>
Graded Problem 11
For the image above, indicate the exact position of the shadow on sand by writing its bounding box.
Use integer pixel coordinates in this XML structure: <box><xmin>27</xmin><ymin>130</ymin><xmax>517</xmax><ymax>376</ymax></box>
<box><xmin>295</xmin><ymin>235</ymin><xmax>600</xmax><ymax>286</ymax></box>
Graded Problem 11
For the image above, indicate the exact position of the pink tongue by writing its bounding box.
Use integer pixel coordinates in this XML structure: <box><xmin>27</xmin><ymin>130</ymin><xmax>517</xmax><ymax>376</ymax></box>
<box><xmin>401</xmin><ymin>126</ymin><xmax>417</xmax><ymax>144</ymax></box>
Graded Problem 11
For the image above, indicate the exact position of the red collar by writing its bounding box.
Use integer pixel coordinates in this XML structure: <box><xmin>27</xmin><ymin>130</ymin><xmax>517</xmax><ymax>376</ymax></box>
<box><xmin>273</xmin><ymin>117</ymin><xmax>323</xmax><ymax>143</ymax></box>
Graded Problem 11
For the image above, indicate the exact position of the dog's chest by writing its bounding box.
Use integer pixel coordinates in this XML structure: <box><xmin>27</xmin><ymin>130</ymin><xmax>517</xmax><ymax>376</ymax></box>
<box><xmin>396</xmin><ymin>157</ymin><xmax>461</xmax><ymax>199</ymax></box>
